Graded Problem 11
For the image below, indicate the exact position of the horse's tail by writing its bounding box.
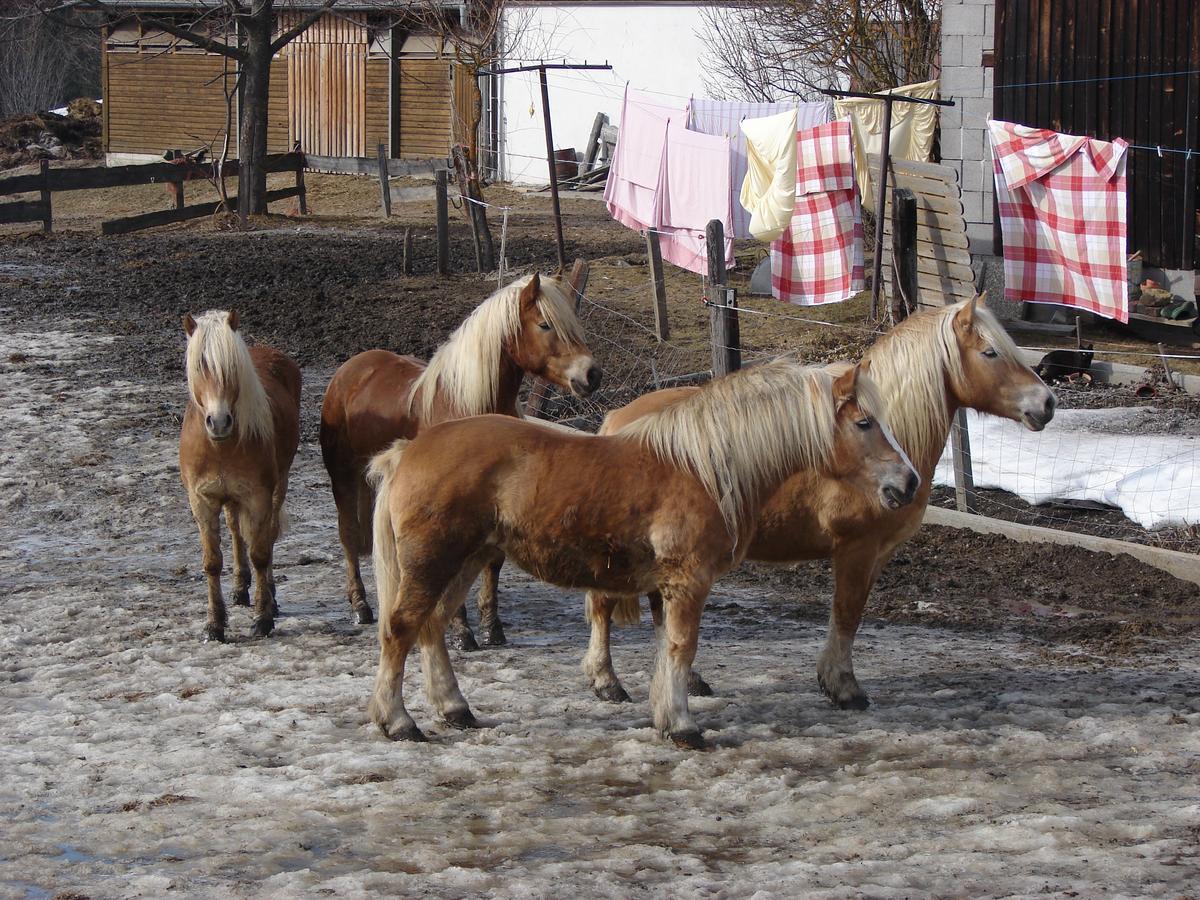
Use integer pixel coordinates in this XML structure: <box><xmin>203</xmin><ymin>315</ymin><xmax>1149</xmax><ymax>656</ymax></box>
<box><xmin>583</xmin><ymin>593</ymin><xmax>642</xmax><ymax>627</ymax></box>
<box><xmin>366</xmin><ymin>440</ymin><xmax>410</xmax><ymax>638</ymax></box>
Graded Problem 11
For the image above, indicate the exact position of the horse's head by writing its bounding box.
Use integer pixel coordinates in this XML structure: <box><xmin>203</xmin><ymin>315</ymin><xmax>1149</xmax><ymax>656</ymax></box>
<box><xmin>828</xmin><ymin>361</ymin><xmax>920</xmax><ymax>510</ymax></box>
<box><xmin>184</xmin><ymin>309</ymin><xmax>241</xmax><ymax>442</ymax></box>
<box><xmin>949</xmin><ymin>294</ymin><xmax>1056</xmax><ymax>431</ymax></box>
<box><xmin>509</xmin><ymin>272</ymin><xmax>602</xmax><ymax>398</ymax></box>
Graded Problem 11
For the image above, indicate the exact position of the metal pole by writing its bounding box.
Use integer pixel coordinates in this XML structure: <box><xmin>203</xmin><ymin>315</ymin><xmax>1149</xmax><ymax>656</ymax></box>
<box><xmin>869</xmin><ymin>96</ymin><xmax>895</xmax><ymax>321</ymax></box>
<box><xmin>538</xmin><ymin>64</ymin><xmax>567</xmax><ymax>270</ymax></box>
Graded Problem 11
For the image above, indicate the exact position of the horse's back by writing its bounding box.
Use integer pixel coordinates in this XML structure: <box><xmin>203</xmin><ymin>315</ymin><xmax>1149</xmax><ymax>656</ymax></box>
<box><xmin>599</xmin><ymin>386</ymin><xmax>698</xmax><ymax>435</ymax></box>
<box><xmin>322</xmin><ymin>349</ymin><xmax>425</xmax><ymax>465</ymax></box>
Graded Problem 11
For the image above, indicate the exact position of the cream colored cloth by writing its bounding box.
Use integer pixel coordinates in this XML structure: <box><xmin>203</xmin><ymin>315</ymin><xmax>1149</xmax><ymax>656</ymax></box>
<box><xmin>834</xmin><ymin>79</ymin><xmax>939</xmax><ymax>206</ymax></box>
<box><xmin>738</xmin><ymin>108</ymin><xmax>798</xmax><ymax>242</ymax></box>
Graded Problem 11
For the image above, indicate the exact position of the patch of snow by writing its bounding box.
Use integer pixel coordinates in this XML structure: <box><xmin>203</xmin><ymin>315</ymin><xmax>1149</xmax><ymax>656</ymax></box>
<box><xmin>934</xmin><ymin>408</ymin><xmax>1200</xmax><ymax>529</ymax></box>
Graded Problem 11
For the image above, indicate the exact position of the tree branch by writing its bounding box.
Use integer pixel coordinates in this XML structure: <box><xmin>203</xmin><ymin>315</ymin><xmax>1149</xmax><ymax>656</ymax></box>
<box><xmin>270</xmin><ymin>0</ymin><xmax>337</xmax><ymax>54</ymax></box>
<box><xmin>49</xmin><ymin>0</ymin><xmax>245</xmax><ymax>59</ymax></box>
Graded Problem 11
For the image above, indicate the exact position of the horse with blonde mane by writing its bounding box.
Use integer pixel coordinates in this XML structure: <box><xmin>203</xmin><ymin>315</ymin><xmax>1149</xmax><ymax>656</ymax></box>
<box><xmin>320</xmin><ymin>272</ymin><xmax>600</xmax><ymax>635</ymax></box>
<box><xmin>367</xmin><ymin>360</ymin><xmax>918</xmax><ymax>748</ymax></box>
<box><xmin>583</xmin><ymin>295</ymin><xmax>1057</xmax><ymax>709</ymax></box>
<box><xmin>179</xmin><ymin>310</ymin><xmax>301</xmax><ymax>642</ymax></box>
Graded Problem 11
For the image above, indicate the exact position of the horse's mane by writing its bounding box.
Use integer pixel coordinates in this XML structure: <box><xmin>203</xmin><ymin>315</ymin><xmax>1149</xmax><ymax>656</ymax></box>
<box><xmin>185</xmin><ymin>310</ymin><xmax>273</xmax><ymax>444</ymax></box>
<box><xmin>409</xmin><ymin>273</ymin><xmax>585</xmax><ymax>422</ymax></box>
<box><xmin>616</xmin><ymin>360</ymin><xmax>885</xmax><ymax>536</ymax></box>
<box><xmin>863</xmin><ymin>299</ymin><xmax>1022</xmax><ymax>472</ymax></box>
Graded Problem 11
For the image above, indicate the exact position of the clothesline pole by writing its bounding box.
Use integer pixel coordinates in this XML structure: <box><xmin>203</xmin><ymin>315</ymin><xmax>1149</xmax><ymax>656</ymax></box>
<box><xmin>870</xmin><ymin>98</ymin><xmax>895</xmax><ymax>322</ymax></box>
<box><xmin>481</xmin><ymin>60</ymin><xmax>614</xmax><ymax>273</ymax></box>
<box><xmin>821</xmin><ymin>87</ymin><xmax>956</xmax><ymax>323</ymax></box>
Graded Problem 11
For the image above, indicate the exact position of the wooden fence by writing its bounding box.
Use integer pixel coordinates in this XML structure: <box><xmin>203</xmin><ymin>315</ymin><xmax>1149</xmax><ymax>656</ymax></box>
<box><xmin>0</xmin><ymin>150</ymin><xmax>446</xmax><ymax>236</ymax></box>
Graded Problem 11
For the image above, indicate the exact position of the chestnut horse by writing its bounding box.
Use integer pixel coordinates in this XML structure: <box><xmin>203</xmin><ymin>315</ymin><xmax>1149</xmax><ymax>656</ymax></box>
<box><xmin>583</xmin><ymin>295</ymin><xmax>1057</xmax><ymax>708</ymax></box>
<box><xmin>366</xmin><ymin>360</ymin><xmax>918</xmax><ymax>748</ymax></box>
<box><xmin>179</xmin><ymin>310</ymin><xmax>301</xmax><ymax>642</ymax></box>
<box><xmin>320</xmin><ymin>273</ymin><xmax>600</xmax><ymax>635</ymax></box>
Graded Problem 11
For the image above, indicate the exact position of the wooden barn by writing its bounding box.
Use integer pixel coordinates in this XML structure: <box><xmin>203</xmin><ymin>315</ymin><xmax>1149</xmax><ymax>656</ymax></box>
<box><xmin>101</xmin><ymin>1</ymin><xmax>478</xmax><ymax>164</ymax></box>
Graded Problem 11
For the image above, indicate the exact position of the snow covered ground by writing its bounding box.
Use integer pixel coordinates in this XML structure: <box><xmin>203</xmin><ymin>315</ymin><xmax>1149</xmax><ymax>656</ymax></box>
<box><xmin>935</xmin><ymin>408</ymin><xmax>1200</xmax><ymax>529</ymax></box>
<box><xmin>3</xmin><ymin>312</ymin><xmax>1200</xmax><ymax>897</ymax></box>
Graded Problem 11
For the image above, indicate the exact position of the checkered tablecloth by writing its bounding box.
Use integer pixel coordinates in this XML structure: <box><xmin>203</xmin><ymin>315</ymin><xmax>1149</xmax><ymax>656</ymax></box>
<box><xmin>770</xmin><ymin>120</ymin><xmax>864</xmax><ymax>306</ymax></box>
<box><xmin>989</xmin><ymin>119</ymin><xmax>1129</xmax><ymax>323</ymax></box>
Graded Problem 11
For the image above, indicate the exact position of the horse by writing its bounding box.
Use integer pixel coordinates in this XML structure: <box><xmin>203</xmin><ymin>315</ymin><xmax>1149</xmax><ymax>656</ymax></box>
<box><xmin>581</xmin><ymin>295</ymin><xmax>1057</xmax><ymax>710</ymax></box>
<box><xmin>319</xmin><ymin>272</ymin><xmax>600</xmax><ymax>639</ymax></box>
<box><xmin>179</xmin><ymin>310</ymin><xmax>301</xmax><ymax>643</ymax></box>
<box><xmin>366</xmin><ymin>360</ymin><xmax>919</xmax><ymax>749</ymax></box>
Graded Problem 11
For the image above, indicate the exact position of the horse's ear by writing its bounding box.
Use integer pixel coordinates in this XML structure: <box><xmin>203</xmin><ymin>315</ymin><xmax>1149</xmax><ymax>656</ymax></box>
<box><xmin>832</xmin><ymin>362</ymin><xmax>861</xmax><ymax>409</ymax></box>
<box><xmin>227</xmin><ymin>310</ymin><xmax>240</xmax><ymax>331</ymax></box>
<box><xmin>954</xmin><ymin>293</ymin><xmax>980</xmax><ymax>331</ymax></box>
<box><xmin>519</xmin><ymin>272</ymin><xmax>541</xmax><ymax>308</ymax></box>
<box><xmin>183</xmin><ymin>313</ymin><xmax>197</xmax><ymax>336</ymax></box>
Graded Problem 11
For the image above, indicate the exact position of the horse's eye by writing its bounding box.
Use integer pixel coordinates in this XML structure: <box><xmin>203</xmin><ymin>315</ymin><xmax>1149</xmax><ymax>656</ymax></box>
<box><xmin>856</xmin><ymin>418</ymin><xmax>872</xmax><ymax>430</ymax></box>
<box><xmin>982</xmin><ymin>347</ymin><xmax>998</xmax><ymax>358</ymax></box>
<box><xmin>538</xmin><ymin>322</ymin><xmax>552</xmax><ymax>331</ymax></box>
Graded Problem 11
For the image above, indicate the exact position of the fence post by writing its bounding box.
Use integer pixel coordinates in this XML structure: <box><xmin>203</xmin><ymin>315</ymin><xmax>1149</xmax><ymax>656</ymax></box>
<box><xmin>295</xmin><ymin>157</ymin><xmax>307</xmax><ymax>215</ymax></box>
<box><xmin>706</xmin><ymin>219</ymin><xmax>739</xmax><ymax>377</ymax></box>
<box><xmin>892</xmin><ymin>187</ymin><xmax>918</xmax><ymax>320</ymax></box>
<box><xmin>402</xmin><ymin>227</ymin><xmax>414</xmax><ymax>275</ymax></box>
<box><xmin>950</xmin><ymin>410</ymin><xmax>977</xmax><ymax>513</ymax></box>
<box><xmin>435</xmin><ymin>169</ymin><xmax>449</xmax><ymax>276</ymax></box>
<box><xmin>39</xmin><ymin>160</ymin><xmax>51</xmax><ymax>233</ymax></box>
<box><xmin>376</xmin><ymin>143</ymin><xmax>392</xmax><ymax>218</ymax></box>
<box><xmin>645</xmin><ymin>230</ymin><xmax>670</xmax><ymax>341</ymax></box>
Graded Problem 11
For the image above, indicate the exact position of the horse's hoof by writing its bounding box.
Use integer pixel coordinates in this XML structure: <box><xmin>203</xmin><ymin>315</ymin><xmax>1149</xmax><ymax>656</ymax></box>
<box><xmin>443</xmin><ymin>708</ymin><xmax>480</xmax><ymax>730</ymax></box>
<box><xmin>352</xmin><ymin>605</ymin><xmax>375</xmax><ymax>626</ymax></box>
<box><xmin>231</xmin><ymin>590</ymin><xmax>251</xmax><ymax>608</ymax></box>
<box><xmin>382</xmin><ymin>721</ymin><xmax>427</xmax><ymax>742</ymax></box>
<box><xmin>594</xmin><ymin>684</ymin><xmax>631</xmax><ymax>704</ymax></box>
<box><xmin>202</xmin><ymin>625</ymin><xmax>225</xmax><ymax>643</ymax></box>
<box><xmin>271</xmin><ymin>600</ymin><xmax>281</xmax><ymax>618</ymax></box>
<box><xmin>687</xmin><ymin>671</ymin><xmax>715</xmax><ymax>697</ymax></box>
<box><xmin>669</xmin><ymin>729</ymin><xmax>708</xmax><ymax>751</ymax></box>
<box><xmin>836</xmin><ymin>694</ymin><xmax>871</xmax><ymax>711</ymax></box>
<box><xmin>478</xmin><ymin>623</ymin><xmax>507</xmax><ymax>648</ymax></box>
<box><xmin>250</xmin><ymin>617</ymin><xmax>274</xmax><ymax>639</ymax></box>
<box><xmin>448</xmin><ymin>628</ymin><xmax>480</xmax><ymax>653</ymax></box>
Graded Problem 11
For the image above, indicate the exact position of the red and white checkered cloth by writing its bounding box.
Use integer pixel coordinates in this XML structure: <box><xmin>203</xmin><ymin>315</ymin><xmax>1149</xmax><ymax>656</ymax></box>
<box><xmin>989</xmin><ymin>119</ymin><xmax>1129</xmax><ymax>323</ymax></box>
<box><xmin>770</xmin><ymin>120</ymin><xmax>864</xmax><ymax>306</ymax></box>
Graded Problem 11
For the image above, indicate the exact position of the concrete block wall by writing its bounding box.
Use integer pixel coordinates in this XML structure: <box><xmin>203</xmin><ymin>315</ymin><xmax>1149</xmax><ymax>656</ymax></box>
<box><xmin>940</xmin><ymin>0</ymin><xmax>995</xmax><ymax>254</ymax></box>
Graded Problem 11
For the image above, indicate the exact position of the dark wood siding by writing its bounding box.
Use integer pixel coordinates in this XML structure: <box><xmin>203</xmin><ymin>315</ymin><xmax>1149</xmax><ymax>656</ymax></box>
<box><xmin>397</xmin><ymin>58</ymin><xmax>451</xmax><ymax>158</ymax></box>
<box><xmin>268</xmin><ymin>57</ymin><xmax>289</xmax><ymax>152</ymax></box>
<box><xmin>995</xmin><ymin>0</ymin><xmax>1200</xmax><ymax>268</ymax></box>
<box><xmin>365</xmin><ymin>59</ymin><xmax>390</xmax><ymax>154</ymax></box>
<box><xmin>105</xmin><ymin>53</ymin><xmax>233</xmax><ymax>155</ymax></box>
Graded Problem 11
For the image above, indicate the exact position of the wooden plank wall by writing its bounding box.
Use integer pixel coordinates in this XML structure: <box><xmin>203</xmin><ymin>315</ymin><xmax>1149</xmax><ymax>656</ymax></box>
<box><xmin>398</xmin><ymin>59</ymin><xmax>452</xmax><ymax>159</ymax></box>
<box><xmin>451</xmin><ymin>63</ymin><xmax>476</xmax><ymax>149</ymax></box>
<box><xmin>284</xmin><ymin>12</ymin><xmax>368</xmax><ymax>158</ymax></box>
<box><xmin>365</xmin><ymin>60</ymin><xmax>390</xmax><ymax>155</ymax></box>
<box><xmin>268</xmin><ymin>58</ymin><xmax>289</xmax><ymax>152</ymax></box>
<box><xmin>105</xmin><ymin>54</ymin><xmax>233</xmax><ymax>154</ymax></box>
<box><xmin>995</xmin><ymin>0</ymin><xmax>1200</xmax><ymax>269</ymax></box>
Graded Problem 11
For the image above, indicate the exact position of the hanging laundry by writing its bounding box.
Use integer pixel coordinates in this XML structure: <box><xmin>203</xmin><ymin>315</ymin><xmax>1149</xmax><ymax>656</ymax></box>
<box><xmin>988</xmin><ymin>119</ymin><xmax>1130</xmax><ymax>323</ymax></box>
<box><xmin>689</xmin><ymin>99</ymin><xmax>831</xmax><ymax>239</ymax></box>
<box><xmin>834</xmin><ymin>79</ymin><xmax>939</xmax><ymax>207</ymax></box>
<box><xmin>657</xmin><ymin>120</ymin><xmax>734</xmax><ymax>274</ymax></box>
<box><xmin>604</xmin><ymin>87</ymin><xmax>684</xmax><ymax>233</ymax></box>
<box><xmin>739</xmin><ymin>109</ymin><xmax>798</xmax><ymax>242</ymax></box>
<box><xmin>771</xmin><ymin>120</ymin><xmax>864</xmax><ymax>307</ymax></box>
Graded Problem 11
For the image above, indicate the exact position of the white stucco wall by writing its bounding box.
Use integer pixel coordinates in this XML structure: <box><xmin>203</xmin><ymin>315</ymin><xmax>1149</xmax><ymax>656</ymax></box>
<box><xmin>497</xmin><ymin>4</ymin><xmax>710</xmax><ymax>185</ymax></box>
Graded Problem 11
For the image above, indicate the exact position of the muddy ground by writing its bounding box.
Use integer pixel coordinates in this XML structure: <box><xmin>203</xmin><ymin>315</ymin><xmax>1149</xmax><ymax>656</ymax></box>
<box><xmin>2</xmin><ymin>178</ymin><xmax>1199</xmax><ymax>895</ymax></box>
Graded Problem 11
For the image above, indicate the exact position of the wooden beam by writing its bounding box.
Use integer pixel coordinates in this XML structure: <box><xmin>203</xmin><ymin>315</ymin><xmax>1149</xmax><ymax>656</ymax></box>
<box><xmin>435</xmin><ymin>168</ymin><xmax>449</xmax><ymax>276</ymax></box>
<box><xmin>645</xmin><ymin>230</ymin><xmax>670</xmax><ymax>341</ymax></box>
<box><xmin>706</xmin><ymin>219</ymin><xmax>739</xmax><ymax>377</ymax></box>
<box><xmin>100</xmin><ymin>186</ymin><xmax>300</xmax><ymax>235</ymax></box>
<box><xmin>0</xmin><ymin>200</ymin><xmax>50</xmax><ymax>226</ymax></box>
<box><xmin>376</xmin><ymin>143</ymin><xmax>392</xmax><ymax>218</ymax></box>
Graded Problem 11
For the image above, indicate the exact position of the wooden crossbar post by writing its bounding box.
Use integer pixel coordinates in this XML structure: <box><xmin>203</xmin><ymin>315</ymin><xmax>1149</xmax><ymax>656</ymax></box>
<box><xmin>706</xmin><ymin>219</ymin><xmax>740</xmax><ymax>377</ymax></box>
<box><xmin>435</xmin><ymin>169</ymin><xmax>450</xmax><ymax>276</ymax></box>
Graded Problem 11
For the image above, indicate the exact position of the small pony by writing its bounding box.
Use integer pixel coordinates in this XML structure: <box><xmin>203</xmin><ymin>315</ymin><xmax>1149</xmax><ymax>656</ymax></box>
<box><xmin>179</xmin><ymin>310</ymin><xmax>301</xmax><ymax>642</ymax></box>
<box><xmin>320</xmin><ymin>272</ymin><xmax>599</xmax><ymax>636</ymax></box>
<box><xmin>366</xmin><ymin>360</ymin><xmax>918</xmax><ymax>749</ymax></box>
<box><xmin>582</xmin><ymin>295</ymin><xmax>1057</xmax><ymax>709</ymax></box>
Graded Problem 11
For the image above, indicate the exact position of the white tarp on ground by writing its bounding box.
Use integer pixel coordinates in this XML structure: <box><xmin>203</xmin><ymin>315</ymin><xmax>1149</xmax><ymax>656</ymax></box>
<box><xmin>934</xmin><ymin>408</ymin><xmax>1200</xmax><ymax>530</ymax></box>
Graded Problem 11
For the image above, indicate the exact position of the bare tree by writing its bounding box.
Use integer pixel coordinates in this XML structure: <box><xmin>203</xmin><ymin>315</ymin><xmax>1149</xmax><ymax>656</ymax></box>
<box><xmin>0</xmin><ymin>0</ymin><xmax>97</xmax><ymax>117</ymax></box>
<box><xmin>700</xmin><ymin>0</ymin><xmax>941</xmax><ymax>101</ymax></box>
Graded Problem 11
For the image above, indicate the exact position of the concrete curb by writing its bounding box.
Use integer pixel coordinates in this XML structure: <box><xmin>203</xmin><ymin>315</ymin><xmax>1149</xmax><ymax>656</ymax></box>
<box><xmin>924</xmin><ymin>506</ymin><xmax>1200</xmax><ymax>587</ymax></box>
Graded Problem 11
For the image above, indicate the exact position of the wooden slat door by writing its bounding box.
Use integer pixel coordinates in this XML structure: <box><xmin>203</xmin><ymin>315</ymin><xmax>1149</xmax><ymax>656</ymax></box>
<box><xmin>284</xmin><ymin>13</ymin><xmax>367</xmax><ymax>158</ymax></box>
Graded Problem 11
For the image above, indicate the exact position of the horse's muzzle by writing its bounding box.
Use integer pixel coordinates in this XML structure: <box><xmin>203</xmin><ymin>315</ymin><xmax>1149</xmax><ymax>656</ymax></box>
<box><xmin>571</xmin><ymin>364</ymin><xmax>603</xmax><ymax>398</ymax></box>
<box><xmin>882</xmin><ymin>471</ymin><xmax>919</xmax><ymax>509</ymax></box>
<box><xmin>1021</xmin><ymin>391</ymin><xmax>1057</xmax><ymax>432</ymax></box>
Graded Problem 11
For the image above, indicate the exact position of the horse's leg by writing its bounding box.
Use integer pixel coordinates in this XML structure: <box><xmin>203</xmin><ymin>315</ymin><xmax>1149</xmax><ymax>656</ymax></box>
<box><xmin>445</xmin><ymin>596</ymin><xmax>480</xmax><ymax>654</ymax></box>
<box><xmin>370</xmin><ymin>570</ymin><xmax>445</xmax><ymax>742</ymax></box>
<box><xmin>648</xmin><ymin>591</ymin><xmax>713</xmax><ymax>698</ymax></box>
<box><xmin>817</xmin><ymin>542</ymin><xmax>884</xmax><ymax>710</ymax></box>
<box><xmin>330</xmin><ymin>470</ymin><xmax>374</xmax><ymax>625</ymax></box>
<box><xmin>421</xmin><ymin>558</ymin><xmax>487</xmax><ymax>728</ymax></box>
<box><xmin>650</xmin><ymin>584</ymin><xmax>707</xmax><ymax>749</ymax></box>
<box><xmin>225</xmin><ymin>503</ymin><xmax>251</xmax><ymax>608</ymax></box>
<box><xmin>244</xmin><ymin>496</ymin><xmax>278</xmax><ymax>639</ymax></box>
<box><xmin>190</xmin><ymin>496</ymin><xmax>226</xmax><ymax>643</ymax></box>
<box><xmin>474</xmin><ymin>551</ymin><xmax>507</xmax><ymax>648</ymax></box>
<box><xmin>583</xmin><ymin>591</ymin><xmax>632</xmax><ymax>703</ymax></box>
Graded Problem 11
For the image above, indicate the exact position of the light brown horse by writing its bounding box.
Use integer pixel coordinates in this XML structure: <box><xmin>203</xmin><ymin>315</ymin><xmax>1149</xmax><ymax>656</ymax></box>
<box><xmin>367</xmin><ymin>360</ymin><xmax>919</xmax><ymax>748</ymax></box>
<box><xmin>179</xmin><ymin>310</ymin><xmax>301</xmax><ymax>642</ymax></box>
<box><xmin>320</xmin><ymin>272</ymin><xmax>600</xmax><ymax>637</ymax></box>
<box><xmin>583</xmin><ymin>295</ymin><xmax>1057</xmax><ymax>708</ymax></box>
